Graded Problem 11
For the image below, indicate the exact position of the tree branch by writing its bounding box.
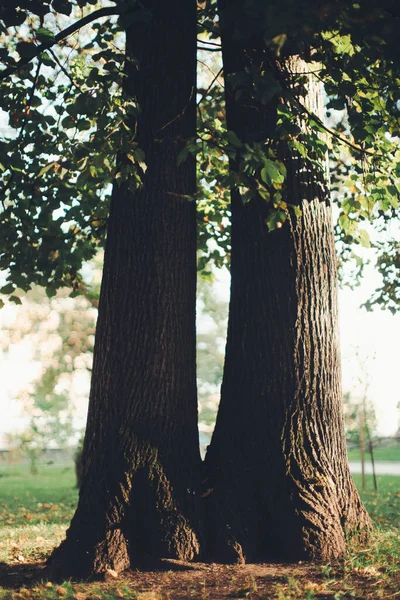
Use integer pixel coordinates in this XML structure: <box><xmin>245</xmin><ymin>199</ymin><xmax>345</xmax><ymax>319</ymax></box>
<box><xmin>0</xmin><ymin>6</ymin><xmax>119</xmax><ymax>81</ymax></box>
<box><xmin>197</xmin><ymin>67</ymin><xmax>223</xmax><ymax>106</ymax></box>
<box><xmin>48</xmin><ymin>48</ymin><xmax>82</xmax><ymax>92</ymax></box>
<box><xmin>197</xmin><ymin>45</ymin><xmax>222</xmax><ymax>52</ymax></box>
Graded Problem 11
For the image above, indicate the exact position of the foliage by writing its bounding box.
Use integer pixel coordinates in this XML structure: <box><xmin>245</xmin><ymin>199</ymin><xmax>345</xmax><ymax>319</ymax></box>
<box><xmin>0</xmin><ymin>2</ymin><xmax>137</xmax><ymax>299</ymax></box>
<box><xmin>343</xmin><ymin>391</ymin><xmax>377</xmax><ymax>444</ymax></box>
<box><xmin>0</xmin><ymin>0</ymin><xmax>399</xmax><ymax>310</ymax></box>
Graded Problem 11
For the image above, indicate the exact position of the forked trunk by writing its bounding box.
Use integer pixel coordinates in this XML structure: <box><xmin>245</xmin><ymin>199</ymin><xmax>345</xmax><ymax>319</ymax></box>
<box><xmin>48</xmin><ymin>0</ymin><xmax>202</xmax><ymax>578</ymax></box>
<box><xmin>203</xmin><ymin>0</ymin><xmax>371</xmax><ymax>563</ymax></box>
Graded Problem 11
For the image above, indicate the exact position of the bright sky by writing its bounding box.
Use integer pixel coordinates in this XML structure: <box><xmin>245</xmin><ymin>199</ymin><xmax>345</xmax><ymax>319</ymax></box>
<box><xmin>339</xmin><ymin>274</ymin><xmax>400</xmax><ymax>436</ymax></box>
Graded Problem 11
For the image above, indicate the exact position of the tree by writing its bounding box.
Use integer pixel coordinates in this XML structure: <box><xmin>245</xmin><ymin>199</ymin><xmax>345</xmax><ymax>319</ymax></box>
<box><xmin>43</xmin><ymin>0</ymin><xmax>200</xmax><ymax>578</ymax></box>
<box><xmin>1</xmin><ymin>0</ymin><xmax>400</xmax><ymax>577</ymax></box>
<box><xmin>203</xmin><ymin>0</ymin><xmax>376</xmax><ymax>562</ymax></box>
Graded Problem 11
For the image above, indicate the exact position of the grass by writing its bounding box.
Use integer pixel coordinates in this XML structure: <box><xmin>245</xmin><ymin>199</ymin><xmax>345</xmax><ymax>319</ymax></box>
<box><xmin>346</xmin><ymin>445</ymin><xmax>400</xmax><ymax>462</ymax></box>
<box><xmin>0</xmin><ymin>464</ymin><xmax>77</xmax><ymax>567</ymax></box>
<box><xmin>352</xmin><ymin>474</ymin><xmax>400</xmax><ymax>528</ymax></box>
<box><xmin>0</xmin><ymin>464</ymin><xmax>399</xmax><ymax>599</ymax></box>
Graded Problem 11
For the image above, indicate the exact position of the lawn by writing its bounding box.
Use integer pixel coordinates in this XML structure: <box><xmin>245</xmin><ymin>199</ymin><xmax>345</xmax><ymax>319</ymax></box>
<box><xmin>347</xmin><ymin>445</ymin><xmax>400</xmax><ymax>462</ymax></box>
<box><xmin>0</xmin><ymin>463</ymin><xmax>399</xmax><ymax>599</ymax></box>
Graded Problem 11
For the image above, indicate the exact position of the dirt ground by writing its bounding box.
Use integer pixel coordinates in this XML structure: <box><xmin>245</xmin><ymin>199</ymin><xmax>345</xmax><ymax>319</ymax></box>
<box><xmin>0</xmin><ymin>558</ymin><xmax>399</xmax><ymax>600</ymax></box>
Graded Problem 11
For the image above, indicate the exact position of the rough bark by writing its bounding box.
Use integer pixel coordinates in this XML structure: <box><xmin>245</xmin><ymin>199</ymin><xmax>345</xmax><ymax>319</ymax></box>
<box><xmin>203</xmin><ymin>0</ymin><xmax>371</xmax><ymax>563</ymax></box>
<box><xmin>48</xmin><ymin>0</ymin><xmax>202</xmax><ymax>579</ymax></box>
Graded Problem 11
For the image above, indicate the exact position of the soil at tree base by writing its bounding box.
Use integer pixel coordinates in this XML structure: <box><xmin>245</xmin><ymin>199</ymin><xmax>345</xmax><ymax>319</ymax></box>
<box><xmin>0</xmin><ymin>559</ymin><xmax>399</xmax><ymax>599</ymax></box>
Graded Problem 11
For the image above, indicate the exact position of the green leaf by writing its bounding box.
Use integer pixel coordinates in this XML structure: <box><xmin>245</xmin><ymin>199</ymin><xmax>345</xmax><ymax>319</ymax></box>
<box><xmin>291</xmin><ymin>205</ymin><xmax>302</xmax><ymax>218</ymax></box>
<box><xmin>61</xmin><ymin>116</ymin><xmax>76</xmax><ymax>129</ymax></box>
<box><xmin>177</xmin><ymin>147</ymin><xmax>189</xmax><ymax>166</ymax></box>
<box><xmin>46</xmin><ymin>284</ymin><xmax>57</xmax><ymax>298</ymax></box>
<box><xmin>226</xmin><ymin>130</ymin><xmax>242</xmax><ymax>148</ymax></box>
<box><xmin>0</xmin><ymin>283</ymin><xmax>16</xmax><ymax>294</ymax></box>
<box><xmin>386</xmin><ymin>185</ymin><xmax>399</xmax><ymax>209</ymax></box>
<box><xmin>290</xmin><ymin>140</ymin><xmax>308</xmax><ymax>158</ymax></box>
<box><xmin>51</xmin><ymin>0</ymin><xmax>73</xmax><ymax>16</ymax></box>
<box><xmin>338</xmin><ymin>214</ymin><xmax>352</xmax><ymax>233</ymax></box>
<box><xmin>16</xmin><ymin>42</ymin><xmax>36</xmax><ymax>59</ymax></box>
<box><xmin>40</xmin><ymin>52</ymin><xmax>56</xmax><ymax>67</ymax></box>
<box><xmin>267</xmin><ymin>33</ymin><xmax>287</xmax><ymax>56</ymax></box>
<box><xmin>358</xmin><ymin>229</ymin><xmax>371</xmax><ymax>248</ymax></box>
<box><xmin>265</xmin><ymin>210</ymin><xmax>286</xmax><ymax>232</ymax></box>
<box><xmin>258</xmin><ymin>187</ymin><xmax>271</xmax><ymax>201</ymax></box>
<box><xmin>260</xmin><ymin>160</ymin><xmax>285</xmax><ymax>187</ymax></box>
<box><xmin>9</xmin><ymin>295</ymin><xmax>22</xmax><ymax>305</ymax></box>
<box><xmin>37</xmin><ymin>162</ymin><xmax>56</xmax><ymax>177</ymax></box>
<box><xmin>36</xmin><ymin>28</ymin><xmax>55</xmax><ymax>43</ymax></box>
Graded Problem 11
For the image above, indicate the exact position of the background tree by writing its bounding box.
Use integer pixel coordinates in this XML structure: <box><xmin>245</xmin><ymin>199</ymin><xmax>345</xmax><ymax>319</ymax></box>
<box><xmin>1</xmin><ymin>272</ymin><xmax>99</xmax><ymax>473</ymax></box>
<box><xmin>197</xmin><ymin>271</ymin><xmax>228</xmax><ymax>443</ymax></box>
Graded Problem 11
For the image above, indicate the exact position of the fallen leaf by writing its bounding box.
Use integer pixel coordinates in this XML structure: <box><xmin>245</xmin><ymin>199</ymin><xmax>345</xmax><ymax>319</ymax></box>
<box><xmin>56</xmin><ymin>586</ymin><xmax>67</xmax><ymax>596</ymax></box>
<box><xmin>105</xmin><ymin>568</ymin><xmax>119</xmax><ymax>578</ymax></box>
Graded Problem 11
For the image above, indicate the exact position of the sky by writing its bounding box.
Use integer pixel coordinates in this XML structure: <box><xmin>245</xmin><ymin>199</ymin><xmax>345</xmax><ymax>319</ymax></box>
<box><xmin>339</xmin><ymin>275</ymin><xmax>400</xmax><ymax>436</ymax></box>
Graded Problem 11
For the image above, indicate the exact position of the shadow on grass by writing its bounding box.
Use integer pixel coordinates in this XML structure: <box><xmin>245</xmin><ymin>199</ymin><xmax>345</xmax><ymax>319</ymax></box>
<box><xmin>0</xmin><ymin>557</ymin><xmax>201</xmax><ymax>589</ymax></box>
<box><xmin>0</xmin><ymin>560</ymin><xmax>47</xmax><ymax>588</ymax></box>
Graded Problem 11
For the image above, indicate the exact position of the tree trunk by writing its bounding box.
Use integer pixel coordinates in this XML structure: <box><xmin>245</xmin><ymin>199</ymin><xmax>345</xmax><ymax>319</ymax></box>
<box><xmin>203</xmin><ymin>0</ymin><xmax>371</xmax><ymax>563</ymax></box>
<box><xmin>48</xmin><ymin>0</ymin><xmax>202</xmax><ymax>578</ymax></box>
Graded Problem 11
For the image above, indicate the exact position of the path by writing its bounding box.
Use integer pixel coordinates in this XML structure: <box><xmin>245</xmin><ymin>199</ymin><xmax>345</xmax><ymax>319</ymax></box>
<box><xmin>349</xmin><ymin>461</ymin><xmax>400</xmax><ymax>476</ymax></box>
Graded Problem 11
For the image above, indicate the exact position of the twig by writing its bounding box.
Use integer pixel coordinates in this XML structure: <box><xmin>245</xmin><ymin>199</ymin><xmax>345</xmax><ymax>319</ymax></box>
<box><xmin>197</xmin><ymin>38</ymin><xmax>221</xmax><ymax>48</ymax></box>
<box><xmin>197</xmin><ymin>67</ymin><xmax>223</xmax><ymax>106</ymax></box>
<box><xmin>295</xmin><ymin>97</ymin><xmax>375</xmax><ymax>157</ymax></box>
<box><xmin>0</xmin><ymin>6</ymin><xmax>119</xmax><ymax>81</ymax></box>
<box><xmin>157</xmin><ymin>85</ymin><xmax>195</xmax><ymax>132</ymax></box>
<box><xmin>269</xmin><ymin>54</ymin><xmax>377</xmax><ymax>158</ymax></box>
<box><xmin>48</xmin><ymin>48</ymin><xmax>82</xmax><ymax>91</ymax></box>
<box><xmin>198</xmin><ymin>45</ymin><xmax>222</xmax><ymax>52</ymax></box>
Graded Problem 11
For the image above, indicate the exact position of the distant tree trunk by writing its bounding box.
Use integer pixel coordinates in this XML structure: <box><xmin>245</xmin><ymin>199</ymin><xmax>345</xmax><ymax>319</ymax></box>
<box><xmin>203</xmin><ymin>0</ymin><xmax>371</xmax><ymax>563</ymax></box>
<box><xmin>49</xmin><ymin>0</ymin><xmax>201</xmax><ymax>578</ymax></box>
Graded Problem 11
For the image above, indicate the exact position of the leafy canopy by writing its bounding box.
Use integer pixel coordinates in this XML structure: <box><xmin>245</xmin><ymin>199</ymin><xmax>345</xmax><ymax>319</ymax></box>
<box><xmin>0</xmin><ymin>0</ymin><xmax>399</xmax><ymax>309</ymax></box>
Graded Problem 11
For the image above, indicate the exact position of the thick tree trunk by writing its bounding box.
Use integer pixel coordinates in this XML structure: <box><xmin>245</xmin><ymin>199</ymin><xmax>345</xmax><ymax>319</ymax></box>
<box><xmin>203</xmin><ymin>0</ymin><xmax>371</xmax><ymax>563</ymax></box>
<box><xmin>48</xmin><ymin>0</ymin><xmax>202</xmax><ymax>579</ymax></box>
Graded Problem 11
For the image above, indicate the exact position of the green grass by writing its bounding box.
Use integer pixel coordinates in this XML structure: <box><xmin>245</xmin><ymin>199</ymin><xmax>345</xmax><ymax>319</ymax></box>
<box><xmin>0</xmin><ymin>464</ymin><xmax>77</xmax><ymax>527</ymax></box>
<box><xmin>0</xmin><ymin>464</ymin><xmax>78</xmax><ymax>565</ymax></box>
<box><xmin>352</xmin><ymin>474</ymin><xmax>400</xmax><ymax>529</ymax></box>
<box><xmin>346</xmin><ymin>445</ymin><xmax>400</xmax><ymax>462</ymax></box>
